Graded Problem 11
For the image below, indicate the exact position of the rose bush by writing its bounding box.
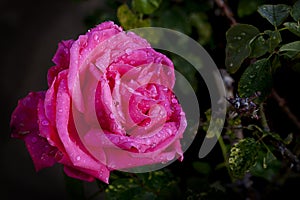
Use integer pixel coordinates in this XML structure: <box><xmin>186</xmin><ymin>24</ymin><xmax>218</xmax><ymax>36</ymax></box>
<box><xmin>10</xmin><ymin>21</ymin><xmax>186</xmax><ymax>184</ymax></box>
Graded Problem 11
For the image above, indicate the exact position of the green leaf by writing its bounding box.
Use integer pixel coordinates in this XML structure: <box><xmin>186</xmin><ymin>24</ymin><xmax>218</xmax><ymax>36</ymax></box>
<box><xmin>153</xmin><ymin>6</ymin><xmax>191</xmax><ymax>34</ymax></box>
<box><xmin>228</xmin><ymin>138</ymin><xmax>259</xmax><ymax>178</ymax></box>
<box><xmin>238</xmin><ymin>58</ymin><xmax>272</xmax><ymax>102</ymax></box>
<box><xmin>250</xmin><ymin>151</ymin><xmax>281</xmax><ymax>181</ymax></box>
<box><xmin>238</xmin><ymin>0</ymin><xmax>262</xmax><ymax>18</ymax></box>
<box><xmin>284</xmin><ymin>22</ymin><xmax>300</xmax><ymax>37</ymax></box>
<box><xmin>264</xmin><ymin>30</ymin><xmax>282</xmax><ymax>52</ymax></box>
<box><xmin>225</xmin><ymin>24</ymin><xmax>260</xmax><ymax>73</ymax></box>
<box><xmin>258</xmin><ymin>4</ymin><xmax>291</xmax><ymax>27</ymax></box>
<box><xmin>132</xmin><ymin>0</ymin><xmax>162</xmax><ymax>15</ymax></box>
<box><xmin>291</xmin><ymin>0</ymin><xmax>300</xmax><ymax>22</ymax></box>
<box><xmin>279</xmin><ymin>41</ymin><xmax>300</xmax><ymax>58</ymax></box>
<box><xmin>117</xmin><ymin>4</ymin><xmax>150</xmax><ymax>30</ymax></box>
<box><xmin>190</xmin><ymin>13</ymin><xmax>212</xmax><ymax>45</ymax></box>
<box><xmin>250</xmin><ymin>36</ymin><xmax>268</xmax><ymax>58</ymax></box>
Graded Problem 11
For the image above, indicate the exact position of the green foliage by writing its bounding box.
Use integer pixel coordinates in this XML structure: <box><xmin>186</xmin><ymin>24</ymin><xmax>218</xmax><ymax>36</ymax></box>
<box><xmin>228</xmin><ymin>138</ymin><xmax>259</xmax><ymax>179</ymax></box>
<box><xmin>257</xmin><ymin>4</ymin><xmax>291</xmax><ymax>27</ymax></box>
<box><xmin>284</xmin><ymin>22</ymin><xmax>300</xmax><ymax>37</ymax></box>
<box><xmin>279</xmin><ymin>41</ymin><xmax>300</xmax><ymax>58</ymax></box>
<box><xmin>237</xmin><ymin>0</ymin><xmax>263</xmax><ymax>18</ymax></box>
<box><xmin>238</xmin><ymin>58</ymin><xmax>272</xmax><ymax>101</ymax></box>
<box><xmin>132</xmin><ymin>0</ymin><xmax>162</xmax><ymax>15</ymax></box>
<box><xmin>291</xmin><ymin>0</ymin><xmax>300</xmax><ymax>21</ymax></box>
<box><xmin>105</xmin><ymin>170</ymin><xmax>180</xmax><ymax>200</ymax></box>
<box><xmin>225</xmin><ymin>24</ymin><xmax>260</xmax><ymax>73</ymax></box>
<box><xmin>117</xmin><ymin>4</ymin><xmax>151</xmax><ymax>30</ymax></box>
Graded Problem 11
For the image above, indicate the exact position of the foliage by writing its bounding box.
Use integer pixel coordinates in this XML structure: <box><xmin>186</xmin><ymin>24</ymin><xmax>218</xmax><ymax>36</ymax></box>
<box><xmin>66</xmin><ymin>0</ymin><xmax>300</xmax><ymax>199</ymax></box>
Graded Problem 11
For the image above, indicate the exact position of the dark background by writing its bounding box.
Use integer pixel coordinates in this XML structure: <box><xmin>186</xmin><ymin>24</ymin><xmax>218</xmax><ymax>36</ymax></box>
<box><xmin>0</xmin><ymin>0</ymin><xmax>106</xmax><ymax>199</ymax></box>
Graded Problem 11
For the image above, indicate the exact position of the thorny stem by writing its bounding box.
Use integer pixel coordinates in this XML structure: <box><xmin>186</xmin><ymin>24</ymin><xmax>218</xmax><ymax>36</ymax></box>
<box><xmin>271</xmin><ymin>89</ymin><xmax>300</xmax><ymax>130</ymax></box>
<box><xmin>214</xmin><ymin>0</ymin><xmax>237</xmax><ymax>26</ymax></box>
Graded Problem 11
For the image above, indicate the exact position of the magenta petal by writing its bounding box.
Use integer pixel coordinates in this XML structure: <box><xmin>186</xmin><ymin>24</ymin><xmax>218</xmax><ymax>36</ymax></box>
<box><xmin>10</xmin><ymin>92</ymin><xmax>45</xmax><ymax>137</ymax></box>
<box><xmin>63</xmin><ymin>166</ymin><xmax>94</xmax><ymax>182</ymax></box>
<box><xmin>23</xmin><ymin>132</ymin><xmax>58</xmax><ymax>171</ymax></box>
<box><xmin>10</xmin><ymin>92</ymin><xmax>58</xmax><ymax>171</ymax></box>
<box><xmin>48</xmin><ymin>40</ymin><xmax>74</xmax><ymax>86</ymax></box>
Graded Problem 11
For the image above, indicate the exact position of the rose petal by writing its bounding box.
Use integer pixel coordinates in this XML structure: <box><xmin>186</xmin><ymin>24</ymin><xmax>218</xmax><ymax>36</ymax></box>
<box><xmin>55</xmin><ymin>70</ymin><xmax>110</xmax><ymax>183</ymax></box>
<box><xmin>10</xmin><ymin>92</ymin><xmax>57</xmax><ymax>171</ymax></box>
<box><xmin>48</xmin><ymin>40</ymin><xmax>74</xmax><ymax>86</ymax></box>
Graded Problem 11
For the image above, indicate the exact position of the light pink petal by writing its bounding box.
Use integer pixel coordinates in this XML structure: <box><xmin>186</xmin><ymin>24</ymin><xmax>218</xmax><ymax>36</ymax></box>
<box><xmin>55</xmin><ymin>70</ymin><xmax>110</xmax><ymax>183</ymax></box>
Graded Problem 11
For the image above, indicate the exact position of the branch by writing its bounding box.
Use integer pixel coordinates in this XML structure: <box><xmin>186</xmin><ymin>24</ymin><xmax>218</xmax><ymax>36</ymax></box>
<box><xmin>271</xmin><ymin>89</ymin><xmax>300</xmax><ymax>130</ymax></box>
<box><xmin>214</xmin><ymin>0</ymin><xmax>237</xmax><ymax>26</ymax></box>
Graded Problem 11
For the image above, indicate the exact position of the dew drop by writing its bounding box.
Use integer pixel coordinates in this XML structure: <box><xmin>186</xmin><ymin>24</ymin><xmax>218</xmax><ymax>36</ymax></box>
<box><xmin>229</xmin><ymin>63</ymin><xmax>233</xmax><ymax>67</ymax></box>
<box><xmin>42</xmin><ymin>153</ymin><xmax>49</xmax><ymax>161</ymax></box>
<box><xmin>58</xmin><ymin>109</ymin><xmax>63</xmax><ymax>113</ymax></box>
<box><xmin>125</xmin><ymin>48</ymin><xmax>132</xmax><ymax>54</ymax></box>
<box><xmin>166</xmin><ymin>154</ymin><xmax>174</xmax><ymax>161</ymax></box>
<box><xmin>171</xmin><ymin>98</ymin><xmax>177</xmax><ymax>104</ymax></box>
<box><xmin>76</xmin><ymin>155</ymin><xmax>81</xmax><ymax>161</ymax></box>
<box><xmin>41</xmin><ymin>120</ymin><xmax>49</xmax><ymax>126</ymax></box>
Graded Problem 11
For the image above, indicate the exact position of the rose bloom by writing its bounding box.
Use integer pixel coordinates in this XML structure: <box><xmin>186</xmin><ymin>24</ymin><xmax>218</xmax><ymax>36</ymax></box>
<box><xmin>10</xmin><ymin>21</ymin><xmax>186</xmax><ymax>183</ymax></box>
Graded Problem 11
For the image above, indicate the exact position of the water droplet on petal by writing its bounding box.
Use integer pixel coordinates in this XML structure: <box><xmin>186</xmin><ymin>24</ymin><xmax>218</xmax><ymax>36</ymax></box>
<box><xmin>93</xmin><ymin>34</ymin><xmax>99</xmax><ymax>41</ymax></box>
<box><xmin>167</xmin><ymin>154</ymin><xmax>174</xmax><ymax>161</ymax></box>
<box><xmin>109</xmin><ymin>113</ymin><xmax>114</xmax><ymax>119</ymax></box>
<box><xmin>41</xmin><ymin>120</ymin><xmax>49</xmax><ymax>126</ymax></box>
<box><xmin>58</xmin><ymin>109</ymin><xmax>63</xmax><ymax>113</ymax></box>
<box><xmin>125</xmin><ymin>48</ymin><xmax>132</xmax><ymax>54</ymax></box>
<box><xmin>76</xmin><ymin>155</ymin><xmax>81</xmax><ymax>161</ymax></box>
<box><xmin>171</xmin><ymin>98</ymin><xmax>177</xmax><ymax>104</ymax></box>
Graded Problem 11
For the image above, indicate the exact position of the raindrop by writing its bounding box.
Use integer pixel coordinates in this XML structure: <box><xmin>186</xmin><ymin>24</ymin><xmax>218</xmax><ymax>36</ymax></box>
<box><xmin>166</xmin><ymin>154</ymin><xmax>174</xmax><ymax>161</ymax></box>
<box><xmin>41</xmin><ymin>120</ymin><xmax>49</xmax><ymax>126</ymax></box>
<box><xmin>76</xmin><ymin>155</ymin><xmax>81</xmax><ymax>161</ymax></box>
<box><xmin>162</xmin><ymin>87</ymin><xmax>168</xmax><ymax>92</ymax></box>
<box><xmin>229</xmin><ymin>63</ymin><xmax>233</xmax><ymax>67</ymax></box>
<box><xmin>125</xmin><ymin>48</ymin><xmax>132</xmax><ymax>54</ymax></box>
<box><xmin>58</xmin><ymin>109</ymin><xmax>63</xmax><ymax>113</ymax></box>
<box><xmin>237</xmin><ymin>36</ymin><xmax>242</xmax><ymax>40</ymax></box>
<box><xmin>171</xmin><ymin>98</ymin><xmax>177</xmax><ymax>104</ymax></box>
<box><xmin>241</xmin><ymin>32</ymin><xmax>246</xmax><ymax>36</ymax></box>
<box><xmin>41</xmin><ymin>153</ymin><xmax>49</xmax><ymax>161</ymax></box>
<box><xmin>109</xmin><ymin>113</ymin><xmax>114</xmax><ymax>119</ymax></box>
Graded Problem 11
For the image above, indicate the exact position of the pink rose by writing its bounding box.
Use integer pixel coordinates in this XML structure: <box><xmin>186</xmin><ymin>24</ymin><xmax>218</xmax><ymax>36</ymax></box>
<box><xmin>10</xmin><ymin>21</ymin><xmax>186</xmax><ymax>184</ymax></box>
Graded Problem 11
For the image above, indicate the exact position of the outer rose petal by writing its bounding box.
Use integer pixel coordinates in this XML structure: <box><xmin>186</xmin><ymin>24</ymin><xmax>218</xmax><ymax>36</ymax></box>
<box><xmin>55</xmin><ymin>70</ymin><xmax>110</xmax><ymax>183</ymax></box>
<box><xmin>47</xmin><ymin>40</ymin><xmax>74</xmax><ymax>87</ymax></box>
<box><xmin>10</xmin><ymin>92</ymin><xmax>57</xmax><ymax>171</ymax></box>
